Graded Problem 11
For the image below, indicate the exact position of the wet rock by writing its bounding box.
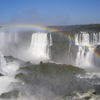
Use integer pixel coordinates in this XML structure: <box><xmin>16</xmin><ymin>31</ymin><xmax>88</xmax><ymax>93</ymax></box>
<box><xmin>0</xmin><ymin>90</ymin><xmax>19</xmax><ymax>99</ymax></box>
<box><xmin>0</xmin><ymin>73</ymin><xmax>3</xmax><ymax>76</ymax></box>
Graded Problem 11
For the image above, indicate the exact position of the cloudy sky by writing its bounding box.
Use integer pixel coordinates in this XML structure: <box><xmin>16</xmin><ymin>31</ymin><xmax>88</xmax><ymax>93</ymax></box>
<box><xmin>0</xmin><ymin>0</ymin><xmax>100</xmax><ymax>26</ymax></box>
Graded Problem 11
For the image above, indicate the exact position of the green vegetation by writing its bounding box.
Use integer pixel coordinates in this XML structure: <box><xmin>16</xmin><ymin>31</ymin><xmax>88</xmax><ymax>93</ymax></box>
<box><xmin>0</xmin><ymin>90</ymin><xmax>19</xmax><ymax>99</ymax></box>
<box><xmin>39</xmin><ymin>62</ymin><xmax>85</xmax><ymax>75</ymax></box>
<box><xmin>15</xmin><ymin>73</ymin><xmax>25</xmax><ymax>80</ymax></box>
<box><xmin>72</xmin><ymin>24</ymin><xmax>100</xmax><ymax>32</ymax></box>
<box><xmin>16</xmin><ymin>62</ymin><xmax>86</xmax><ymax>79</ymax></box>
<box><xmin>14</xmin><ymin>62</ymin><xmax>87</xmax><ymax>96</ymax></box>
<box><xmin>49</xmin><ymin>24</ymin><xmax>100</xmax><ymax>32</ymax></box>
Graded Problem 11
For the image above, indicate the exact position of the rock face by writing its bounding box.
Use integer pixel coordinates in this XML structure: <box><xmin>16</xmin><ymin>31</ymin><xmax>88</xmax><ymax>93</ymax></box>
<box><xmin>4</xmin><ymin>55</ymin><xmax>32</xmax><ymax>67</ymax></box>
<box><xmin>71</xmin><ymin>89</ymin><xmax>100</xmax><ymax>100</ymax></box>
<box><xmin>0</xmin><ymin>73</ymin><xmax>3</xmax><ymax>76</ymax></box>
<box><xmin>0</xmin><ymin>90</ymin><xmax>19</xmax><ymax>99</ymax></box>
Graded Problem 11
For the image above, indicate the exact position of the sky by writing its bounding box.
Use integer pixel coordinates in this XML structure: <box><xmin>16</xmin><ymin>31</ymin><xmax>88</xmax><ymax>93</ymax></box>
<box><xmin>0</xmin><ymin>0</ymin><xmax>100</xmax><ymax>26</ymax></box>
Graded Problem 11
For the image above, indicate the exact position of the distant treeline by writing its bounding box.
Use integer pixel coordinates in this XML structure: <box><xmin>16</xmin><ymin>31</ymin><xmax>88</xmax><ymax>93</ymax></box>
<box><xmin>73</xmin><ymin>24</ymin><xmax>100</xmax><ymax>32</ymax></box>
<box><xmin>0</xmin><ymin>24</ymin><xmax>100</xmax><ymax>32</ymax></box>
<box><xmin>48</xmin><ymin>24</ymin><xmax>100</xmax><ymax>32</ymax></box>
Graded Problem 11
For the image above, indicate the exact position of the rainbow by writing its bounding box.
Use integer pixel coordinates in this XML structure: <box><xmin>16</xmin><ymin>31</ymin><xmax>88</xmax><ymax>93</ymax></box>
<box><xmin>94</xmin><ymin>49</ymin><xmax>100</xmax><ymax>62</ymax></box>
<box><xmin>0</xmin><ymin>24</ymin><xmax>73</xmax><ymax>40</ymax></box>
<box><xmin>0</xmin><ymin>24</ymin><xmax>100</xmax><ymax>63</ymax></box>
<box><xmin>0</xmin><ymin>24</ymin><xmax>58</xmax><ymax>31</ymax></box>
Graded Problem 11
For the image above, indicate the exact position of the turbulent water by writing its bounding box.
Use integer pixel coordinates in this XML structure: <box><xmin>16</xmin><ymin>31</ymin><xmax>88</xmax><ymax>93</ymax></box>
<box><xmin>0</xmin><ymin>52</ymin><xmax>19</xmax><ymax>95</ymax></box>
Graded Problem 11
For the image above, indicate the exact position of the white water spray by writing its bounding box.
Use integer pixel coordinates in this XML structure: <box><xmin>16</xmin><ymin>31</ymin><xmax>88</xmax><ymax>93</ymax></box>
<box><xmin>68</xmin><ymin>35</ymin><xmax>72</xmax><ymax>64</ymax></box>
<box><xmin>29</xmin><ymin>32</ymin><xmax>52</xmax><ymax>60</ymax></box>
<box><xmin>0</xmin><ymin>51</ymin><xmax>19</xmax><ymax>95</ymax></box>
<box><xmin>75</xmin><ymin>32</ymin><xmax>99</xmax><ymax>67</ymax></box>
<box><xmin>0</xmin><ymin>51</ymin><xmax>6</xmax><ymax>74</ymax></box>
<box><xmin>50</xmin><ymin>33</ymin><xmax>52</xmax><ymax>46</ymax></box>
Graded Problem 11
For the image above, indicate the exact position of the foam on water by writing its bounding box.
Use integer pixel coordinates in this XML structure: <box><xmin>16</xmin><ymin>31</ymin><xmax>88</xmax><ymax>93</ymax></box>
<box><xmin>0</xmin><ymin>52</ymin><xmax>19</xmax><ymax>95</ymax></box>
<box><xmin>0</xmin><ymin>62</ymin><xmax>19</xmax><ymax>95</ymax></box>
<box><xmin>76</xmin><ymin>72</ymin><xmax>100</xmax><ymax>79</ymax></box>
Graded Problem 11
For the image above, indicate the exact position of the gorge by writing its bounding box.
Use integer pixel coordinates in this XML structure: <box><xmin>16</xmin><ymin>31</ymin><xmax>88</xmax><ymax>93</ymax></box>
<box><xmin>0</xmin><ymin>30</ymin><xmax>100</xmax><ymax>67</ymax></box>
<box><xmin>0</xmin><ymin>26</ymin><xmax>100</xmax><ymax>99</ymax></box>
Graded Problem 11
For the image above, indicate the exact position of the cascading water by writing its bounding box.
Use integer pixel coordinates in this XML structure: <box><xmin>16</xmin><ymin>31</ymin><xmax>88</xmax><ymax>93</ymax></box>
<box><xmin>0</xmin><ymin>32</ymin><xmax>5</xmax><ymax>50</ymax></box>
<box><xmin>50</xmin><ymin>33</ymin><xmax>52</xmax><ymax>46</ymax></box>
<box><xmin>1</xmin><ymin>30</ymin><xmax>100</xmax><ymax>66</ymax></box>
<box><xmin>75</xmin><ymin>31</ymin><xmax>100</xmax><ymax>67</ymax></box>
<box><xmin>0</xmin><ymin>51</ymin><xmax>19</xmax><ymax>95</ymax></box>
<box><xmin>0</xmin><ymin>51</ymin><xmax>19</xmax><ymax>75</ymax></box>
<box><xmin>0</xmin><ymin>31</ymin><xmax>18</xmax><ymax>44</ymax></box>
<box><xmin>0</xmin><ymin>31</ymin><xmax>19</xmax><ymax>54</ymax></box>
<box><xmin>29</xmin><ymin>32</ymin><xmax>52</xmax><ymax>59</ymax></box>
<box><xmin>0</xmin><ymin>51</ymin><xmax>6</xmax><ymax>75</ymax></box>
<box><xmin>68</xmin><ymin>35</ymin><xmax>72</xmax><ymax>64</ymax></box>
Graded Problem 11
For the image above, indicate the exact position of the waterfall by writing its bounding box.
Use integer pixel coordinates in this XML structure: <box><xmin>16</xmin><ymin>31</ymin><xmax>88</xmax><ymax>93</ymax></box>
<box><xmin>0</xmin><ymin>51</ymin><xmax>6</xmax><ymax>74</ymax></box>
<box><xmin>75</xmin><ymin>33</ymin><xmax>79</xmax><ymax>45</ymax></box>
<box><xmin>50</xmin><ymin>33</ymin><xmax>52</xmax><ymax>46</ymax></box>
<box><xmin>8</xmin><ymin>32</ymin><xmax>18</xmax><ymax>43</ymax></box>
<box><xmin>14</xmin><ymin>33</ymin><xmax>18</xmax><ymax>43</ymax></box>
<box><xmin>0</xmin><ymin>32</ymin><xmax>5</xmax><ymax>49</ymax></box>
<box><xmin>0</xmin><ymin>31</ymin><xmax>18</xmax><ymax>43</ymax></box>
<box><xmin>81</xmin><ymin>32</ymin><xmax>90</xmax><ymax>46</ymax></box>
<box><xmin>0</xmin><ymin>31</ymin><xmax>19</xmax><ymax>55</ymax></box>
<box><xmin>68</xmin><ymin>35</ymin><xmax>72</xmax><ymax>64</ymax></box>
<box><xmin>75</xmin><ymin>32</ymin><xmax>98</xmax><ymax>67</ymax></box>
<box><xmin>29</xmin><ymin>32</ymin><xmax>52</xmax><ymax>59</ymax></box>
<box><xmin>76</xmin><ymin>46</ymin><xmax>95</xmax><ymax>67</ymax></box>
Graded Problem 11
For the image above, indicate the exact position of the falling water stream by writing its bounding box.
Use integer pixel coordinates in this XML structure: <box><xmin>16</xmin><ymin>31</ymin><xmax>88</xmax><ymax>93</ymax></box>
<box><xmin>28</xmin><ymin>32</ymin><xmax>52</xmax><ymax>59</ymax></box>
<box><xmin>75</xmin><ymin>32</ymin><xmax>100</xmax><ymax>67</ymax></box>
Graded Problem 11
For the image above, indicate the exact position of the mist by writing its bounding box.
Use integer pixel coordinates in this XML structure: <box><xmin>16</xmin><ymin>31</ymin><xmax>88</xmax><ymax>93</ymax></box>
<box><xmin>0</xmin><ymin>27</ymin><xmax>100</xmax><ymax>99</ymax></box>
<box><xmin>0</xmin><ymin>0</ymin><xmax>100</xmax><ymax>99</ymax></box>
